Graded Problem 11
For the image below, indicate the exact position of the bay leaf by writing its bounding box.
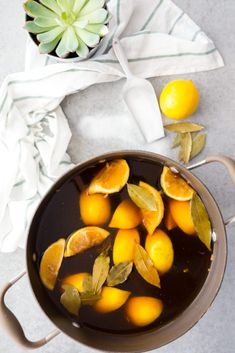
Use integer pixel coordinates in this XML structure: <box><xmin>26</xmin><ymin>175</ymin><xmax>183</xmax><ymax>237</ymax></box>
<box><xmin>134</xmin><ymin>244</ymin><xmax>160</xmax><ymax>288</ymax></box>
<box><xmin>80</xmin><ymin>291</ymin><xmax>101</xmax><ymax>306</ymax></box>
<box><xmin>92</xmin><ymin>254</ymin><xmax>110</xmax><ymax>294</ymax></box>
<box><xmin>165</xmin><ymin>122</ymin><xmax>204</xmax><ymax>133</ymax></box>
<box><xmin>60</xmin><ymin>284</ymin><xmax>81</xmax><ymax>315</ymax></box>
<box><xmin>190</xmin><ymin>134</ymin><xmax>207</xmax><ymax>160</ymax></box>
<box><xmin>82</xmin><ymin>275</ymin><xmax>93</xmax><ymax>293</ymax></box>
<box><xmin>178</xmin><ymin>132</ymin><xmax>192</xmax><ymax>164</ymax></box>
<box><xmin>127</xmin><ymin>183</ymin><xmax>157</xmax><ymax>211</ymax></box>
<box><xmin>171</xmin><ymin>133</ymin><xmax>182</xmax><ymax>149</ymax></box>
<box><xmin>190</xmin><ymin>193</ymin><xmax>212</xmax><ymax>251</ymax></box>
<box><xmin>107</xmin><ymin>262</ymin><xmax>133</xmax><ymax>287</ymax></box>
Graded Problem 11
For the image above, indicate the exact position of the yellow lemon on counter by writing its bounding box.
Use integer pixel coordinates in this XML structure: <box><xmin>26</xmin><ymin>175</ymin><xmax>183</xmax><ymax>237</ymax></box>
<box><xmin>160</xmin><ymin>80</ymin><xmax>200</xmax><ymax>120</ymax></box>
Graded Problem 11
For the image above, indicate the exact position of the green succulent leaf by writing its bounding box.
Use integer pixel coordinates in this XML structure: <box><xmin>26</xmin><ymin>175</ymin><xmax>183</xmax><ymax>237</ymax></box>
<box><xmin>39</xmin><ymin>0</ymin><xmax>62</xmax><ymax>15</ymax></box>
<box><xmin>56</xmin><ymin>27</ymin><xmax>79</xmax><ymax>57</ymax></box>
<box><xmin>25</xmin><ymin>21</ymin><xmax>53</xmax><ymax>33</ymax></box>
<box><xmin>80</xmin><ymin>8</ymin><xmax>108</xmax><ymax>24</ymax></box>
<box><xmin>24</xmin><ymin>1</ymin><xmax>57</xmax><ymax>18</ymax></box>
<box><xmin>79</xmin><ymin>0</ymin><xmax>105</xmax><ymax>16</ymax></box>
<box><xmin>73</xmin><ymin>0</ymin><xmax>89</xmax><ymax>15</ymax></box>
<box><xmin>74</xmin><ymin>18</ymin><xmax>89</xmax><ymax>29</ymax></box>
<box><xmin>35</xmin><ymin>16</ymin><xmax>60</xmax><ymax>27</ymax></box>
<box><xmin>86</xmin><ymin>24</ymin><xmax>108</xmax><ymax>36</ymax></box>
<box><xmin>76</xmin><ymin>38</ymin><xmax>89</xmax><ymax>58</ymax></box>
<box><xmin>75</xmin><ymin>28</ymin><xmax>99</xmax><ymax>47</ymax></box>
<box><xmin>37</xmin><ymin>26</ymin><xmax>65</xmax><ymax>43</ymax></box>
<box><xmin>39</xmin><ymin>35</ymin><xmax>62</xmax><ymax>53</ymax></box>
<box><xmin>57</xmin><ymin>0</ymin><xmax>75</xmax><ymax>12</ymax></box>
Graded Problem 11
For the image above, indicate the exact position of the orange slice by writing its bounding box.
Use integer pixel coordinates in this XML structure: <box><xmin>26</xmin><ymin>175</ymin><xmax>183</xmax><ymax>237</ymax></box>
<box><xmin>109</xmin><ymin>199</ymin><xmax>142</xmax><ymax>229</ymax></box>
<box><xmin>139</xmin><ymin>181</ymin><xmax>164</xmax><ymax>235</ymax></box>
<box><xmin>39</xmin><ymin>238</ymin><xmax>65</xmax><ymax>290</ymax></box>
<box><xmin>160</xmin><ymin>166</ymin><xmax>194</xmax><ymax>201</ymax></box>
<box><xmin>88</xmin><ymin>159</ymin><xmax>130</xmax><ymax>194</ymax></box>
<box><xmin>126</xmin><ymin>296</ymin><xmax>163</xmax><ymax>327</ymax></box>
<box><xmin>169</xmin><ymin>199</ymin><xmax>195</xmax><ymax>235</ymax></box>
<box><xmin>94</xmin><ymin>287</ymin><xmax>131</xmax><ymax>313</ymax></box>
<box><xmin>64</xmin><ymin>226</ymin><xmax>110</xmax><ymax>257</ymax></box>
<box><xmin>79</xmin><ymin>189</ymin><xmax>111</xmax><ymax>226</ymax></box>
<box><xmin>113</xmin><ymin>228</ymin><xmax>140</xmax><ymax>264</ymax></box>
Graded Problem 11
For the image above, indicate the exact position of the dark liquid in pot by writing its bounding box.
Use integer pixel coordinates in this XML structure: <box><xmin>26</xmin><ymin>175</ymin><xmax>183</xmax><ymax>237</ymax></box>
<box><xmin>34</xmin><ymin>157</ymin><xmax>212</xmax><ymax>334</ymax></box>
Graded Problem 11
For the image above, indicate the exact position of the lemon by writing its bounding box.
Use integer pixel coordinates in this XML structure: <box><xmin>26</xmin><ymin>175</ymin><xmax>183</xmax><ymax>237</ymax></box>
<box><xmin>94</xmin><ymin>287</ymin><xmax>131</xmax><ymax>313</ymax></box>
<box><xmin>169</xmin><ymin>199</ymin><xmax>195</xmax><ymax>235</ymax></box>
<box><xmin>145</xmin><ymin>229</ymin><xmax>174</xmax><ymax>275</ymax></box>
<box><xmin>160</xmin><ymin>166</ymin><xmax>194</xmax><ymax>201</ymax></box>
<box><xmin>109</xmin><ymin>199</ymin><xmax>142</xmax><ymax>229</ymax></box>
<box><xmin>126</xmin><ymin>296</ymin><xmax>163</xmax><ymax>327</ymax></box>
<box><xmin>79</xmin><ymin>189</ymin><xmax>111</xmax><ymax>226</ymax></box>
<box><xmin>39</xmin><ymin>238</ymin><xmax>65</xmax><ymax>290</ymax></box>
<box><xmin>113</xmin><ymin>228</ymin><xmax>140</xmax><ymax>264</ymax></box>
<box><xmin>61</xmin><ymin>272</ymin><xmax>90</xmax><ymax>292</ymax></box>
<box><xmin>88</xmin><ymin>159</ymin><xmax>130</xmax><ymax>194</ymax></box>
<box><xmin>160</xmin><ymin>80</ymin><xmax>200</xmax><ymax>120</ymax></box>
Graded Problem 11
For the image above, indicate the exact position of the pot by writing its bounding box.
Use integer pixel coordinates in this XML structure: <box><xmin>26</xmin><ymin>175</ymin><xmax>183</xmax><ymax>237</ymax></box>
<box><xmin>1</xmin><ymin>151</ymin><xmax>235</xmax><ymax>351</ymax></box>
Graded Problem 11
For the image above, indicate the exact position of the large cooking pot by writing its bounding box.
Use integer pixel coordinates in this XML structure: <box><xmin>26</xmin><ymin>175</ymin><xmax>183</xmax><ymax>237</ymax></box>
<box><xmin>1</xmin><ymin>151</ymin><xmax>235</xmax><ymax>351</ymax></box>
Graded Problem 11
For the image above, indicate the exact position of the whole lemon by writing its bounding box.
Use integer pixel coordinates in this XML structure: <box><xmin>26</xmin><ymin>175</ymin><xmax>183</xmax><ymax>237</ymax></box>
<box><xmin>159</xmin><ymin>79</ymin><xmax>200</xmax><ymax>120</ymax></box>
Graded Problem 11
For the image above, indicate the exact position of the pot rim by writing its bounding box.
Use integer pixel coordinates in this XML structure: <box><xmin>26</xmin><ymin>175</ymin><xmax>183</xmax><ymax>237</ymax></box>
<box><xmin>26</xmin><ymin>150</ymin><xmax>227</xmax><ymax>352</ymax></box>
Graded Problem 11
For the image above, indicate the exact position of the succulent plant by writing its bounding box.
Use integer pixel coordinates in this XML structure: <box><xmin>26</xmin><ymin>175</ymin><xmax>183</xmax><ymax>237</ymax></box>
<box><xmin>24</xmin><ymin>0</ymin><xmax>109</xmax><ymax>59</ymax></box>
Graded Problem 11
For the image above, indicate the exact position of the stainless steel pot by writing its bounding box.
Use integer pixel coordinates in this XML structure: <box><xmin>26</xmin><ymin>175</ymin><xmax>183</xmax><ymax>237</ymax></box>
<box><xmin>1</xmin><ymin>151</ymin><xmax>235</xmax><ymax>351</ymax></box>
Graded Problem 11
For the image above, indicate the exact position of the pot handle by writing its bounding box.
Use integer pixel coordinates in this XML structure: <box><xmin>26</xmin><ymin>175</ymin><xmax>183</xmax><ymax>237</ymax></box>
<box><xmin>188</xmin><ymin>155</ymin><xmax>235</xmax><ymax>225</ymax></box>
<box><xmin>0</xmin><ymin>270</ymin><xmax>60</xmax><ymax>348</ymax></box>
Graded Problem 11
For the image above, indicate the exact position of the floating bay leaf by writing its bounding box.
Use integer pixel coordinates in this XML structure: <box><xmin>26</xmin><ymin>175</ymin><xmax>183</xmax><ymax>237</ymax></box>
<box><xmin>171</xmin><ymin>133</ymin><xmax>182</xmax><ymax>149</ymax></box>
<box><xmin>178</xmin><ymin>132</ymin><xmax>192</xmax><ymax>164</ymax></box>
<box><xmin>165</xmin><ymin>122</ymin><xmax>204</xmax><ymax>133</ymax></box>
<box><xmin>80</xmin><ymin>292</ymin><xmax>102</xmax><ymax>306</ymax></box>
<box><xmin>107</xmin><ymin>262</ymin><xmax>133</xmax><ymax>287</ymax></box>
<box><xmin>134</xmin><ymin>244</ymin><xmax>160</xmax><ymax>288</ymax></box>
<box><xmin>190</xmin><ymin>134</ymin><xmax>207</xmax><ymax>160</ymax></box>
<box><xmin>82</xmin><ymin>275</ymin><xmax>93</xmax><ymax>293</ymax></box>
<box><xmin>92</xmin><ymin>254</ymin><xmax>110</xmax><ymax>294</ymax></box>
<box><xmin>191</xmin><ymin>193</ymin><xmax>212</xmax><ymax>251</ymax></box>
<box><xmin>60</xmin><ymin>284</ymin><xmax>81</xmax><ymax>315</ymax></box>
<box><xmin>127</xmin><ymin>183</ymin><xmax>157</xmax><ymax>211</ymax></box>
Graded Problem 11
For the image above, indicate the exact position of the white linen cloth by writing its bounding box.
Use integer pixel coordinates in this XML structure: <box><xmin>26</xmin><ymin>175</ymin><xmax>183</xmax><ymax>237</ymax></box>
<box><xmin>0</xmin><ymin>0</ymin><xmax>224</xmax><ymax>252</ymax></box>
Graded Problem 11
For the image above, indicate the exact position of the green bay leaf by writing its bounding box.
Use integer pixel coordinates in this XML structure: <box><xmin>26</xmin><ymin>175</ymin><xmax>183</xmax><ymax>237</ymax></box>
<box><xmin>165</xmin><ymin>122</ymin><xmax>204</xmax><ymax>133</ymax></box>
<box><xmin>127</xmin><ymin>183</ymin><xmax>157</xmax><ymax>211</ymax></box>
<box><xmin>191</xmin><ymin>193</ymin><xmax>212</xmax><ymax>251</ymax></box>
<box><xmin>107</xmin><ymin>262</ymin><xmax>133</xmax><ymax>287</ymax></box>
<box><xmin>190</xmin><ymin>134</ymin><xmax>207</xmax><ymax>160</ymax></box>
<box><xmin>171</xmin><ymin>133</ymin><xmax>182</xmax><ymax>149</ymax></box>
<box><xmin>80</xmin><ymin>292</ymin><xmax>101</xmax><ymax>306</ymax></box>
<box><xmin>92</xmin><ymin>253</ymin><xmax>110</xmax><ymax>294</ymax></box>
<box><xmin>178</xmin><ymin>132</ymin><xmax>192</xmax><ymax>164</ymax></box>
<box><xmin>60</xmin><ymin>284</ymin><xmax>81</xmax><ymax>315</ymax></box>
<box><xmin>134</xmin><ymin>244</ymin><xmax>160</xmax><ymax>288</ymax></box>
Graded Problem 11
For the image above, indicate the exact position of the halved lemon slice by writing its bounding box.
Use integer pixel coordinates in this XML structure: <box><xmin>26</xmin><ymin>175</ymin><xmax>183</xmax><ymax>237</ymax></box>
<box><xmin>160</xmin><ymin>166</ymin><xmax>193</xmax><ymax>201</ymax></box>
<box><xmin>39</xmin><ymin>238</ymin><xmax>65</xmax><ymax>290</ymax></box>
<box><xmin>64</xmin><ymin>226</ymin><xmax>110</xmax><ymax>257</ymax></box>
<box><xmin>88</xmin><ymin>159</ymin><xmax>130</xmax><ymax>194</ymax></box>
<box><xmin>139</xmin><ymin>181</ymin><xmax>164</xmax><ymax>235</ymax></box>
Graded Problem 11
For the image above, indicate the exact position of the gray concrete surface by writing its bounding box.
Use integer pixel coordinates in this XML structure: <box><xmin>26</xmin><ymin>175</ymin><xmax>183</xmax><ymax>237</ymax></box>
<box><xmin>1</xmin><ymin>1</ymin><xmax>235</xmax><ymax>352</ymax></box>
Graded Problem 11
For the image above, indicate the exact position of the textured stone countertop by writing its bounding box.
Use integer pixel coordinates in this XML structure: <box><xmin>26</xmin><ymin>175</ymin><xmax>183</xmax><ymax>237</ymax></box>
<box><xmin>1</xmin><ymin>1</ymin><xmax>235</xmax><ymax>353</ymax></box>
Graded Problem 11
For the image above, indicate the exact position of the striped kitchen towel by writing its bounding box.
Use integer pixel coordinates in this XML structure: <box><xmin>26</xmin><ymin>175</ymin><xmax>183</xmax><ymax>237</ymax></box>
<box><xmin>0</xmin><ymin>0</ymin><xmax>224</xmax><ymax>252</ymax></box>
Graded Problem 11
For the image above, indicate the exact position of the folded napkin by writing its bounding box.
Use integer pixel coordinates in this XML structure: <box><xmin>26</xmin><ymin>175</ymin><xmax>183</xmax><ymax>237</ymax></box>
<box><xmin>0</xmin><ymin>0</ymin><xmax>224</xmax><ymax>252</ymax></box>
